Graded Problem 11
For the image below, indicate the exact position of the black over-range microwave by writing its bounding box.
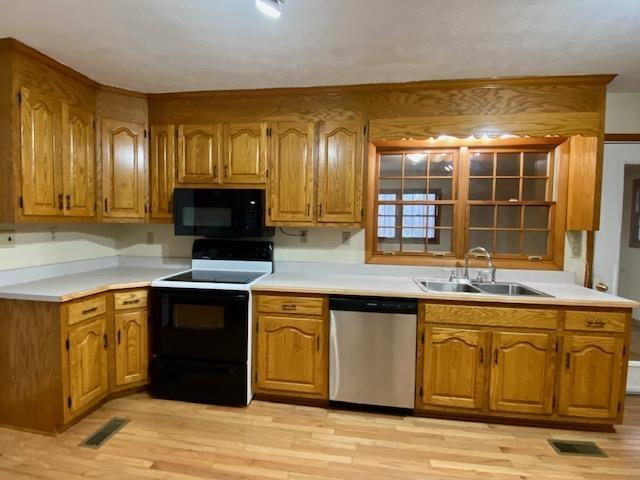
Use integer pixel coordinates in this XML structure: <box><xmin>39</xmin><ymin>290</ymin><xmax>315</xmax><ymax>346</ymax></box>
<box><xmin>173</xmin><ymin>188</ymin><xmax>274</xmax><ymax>238</ymax></box>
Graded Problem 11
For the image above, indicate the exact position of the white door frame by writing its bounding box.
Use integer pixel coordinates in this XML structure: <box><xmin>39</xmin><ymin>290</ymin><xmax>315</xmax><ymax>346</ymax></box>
<box><xmin>596</xmin><ymin>142</ymin><xmax>640</xmax><ymax>393</ymax></box>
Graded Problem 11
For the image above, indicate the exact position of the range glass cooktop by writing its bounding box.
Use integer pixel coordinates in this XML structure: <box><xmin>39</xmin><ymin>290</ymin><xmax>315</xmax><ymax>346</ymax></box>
<box><xmin>164</xmin><ymin>270</ymin><xmax>265</xmax><ymax>284</ymax></box>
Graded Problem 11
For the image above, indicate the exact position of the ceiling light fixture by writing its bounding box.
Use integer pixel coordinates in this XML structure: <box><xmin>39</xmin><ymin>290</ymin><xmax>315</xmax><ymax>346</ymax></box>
<box><xmin>255</xmin><ymin>0</ymin><xmax>283</xmax><ymax>18</ymax></box>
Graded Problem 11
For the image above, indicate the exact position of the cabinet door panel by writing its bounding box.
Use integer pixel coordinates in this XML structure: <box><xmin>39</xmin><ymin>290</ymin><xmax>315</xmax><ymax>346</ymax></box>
<box><xmin>559</xmin><ymin>334</ymin><xmax>624</xmax><ymax>419</ymax></box>
<box><xmin>101</xmin><ymin>119</ymin><xmax>146</xmax><ymax>219</ymax></box>
<box><xmin>150</xmin><ymin>124</ymin><xmax>175</xmax><ymax>220</ymax></box>
<box><xmin>68</xmin><ymin>315</ymin><xmax>109</xmax><ymax>414</ymax></box>
<box><xmin>20</xmin><ymin>86</ymin><xmax>62</xmax><ymax>216</ymax></box>
<box><xmin>268</xmin><ymin>122</ymin><xmax>315</xmax><ymax>223</ymax></box>
<box><xmin>223</xmin><ymin>123</ymin><xmax>266</xmax><ymax>184</ymax></box>
<box><xmin>177</xmin><ymin>124</ymin><xmax>220</xmax><ymax>184</ymax></box>
<box><xmin>421</xmin><ymin>326</ymin><xmax>488</xmax><ymax>409</ymax></box>
<box><xmin>115</xmin><ymin>309</ymin><xmax>148</xmax><ymax>386</ymax></box>
<box><xmin>489</xmin><ymin>331</ymin><xmax>555</xmax><ymax>415</ymax></box>
<box><xmin>256</xmin><ymin>314</ymin><xmax>326</xmax><ymax>396</ymax></box>
<box><xmin>317</xmin><ymin>121</ymin><xmax>364</xmax><ymax>223</ymax></box>
<box><xmin>62</xmin><ymin>105</ymin><xmax>95</xmax><ymax>217</ymax></box>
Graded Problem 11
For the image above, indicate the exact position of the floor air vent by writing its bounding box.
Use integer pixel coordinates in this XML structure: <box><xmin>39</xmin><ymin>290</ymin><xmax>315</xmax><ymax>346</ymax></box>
<box><xmin>80</xmin><ymin>417</ymin><xmax>130</xmax><ymax>449</ymax></box>
<box><xmin>548</xmin><ymin>439</ymin><xmax>607</xmax><ymax>457</ymax></box>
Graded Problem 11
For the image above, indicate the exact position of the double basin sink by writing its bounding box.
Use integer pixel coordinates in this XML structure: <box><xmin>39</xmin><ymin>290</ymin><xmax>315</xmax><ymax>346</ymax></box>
<box><xmin>414</xmin><ymin>279</ymin><xmax>553</xmax><ymax>297</ymax></box>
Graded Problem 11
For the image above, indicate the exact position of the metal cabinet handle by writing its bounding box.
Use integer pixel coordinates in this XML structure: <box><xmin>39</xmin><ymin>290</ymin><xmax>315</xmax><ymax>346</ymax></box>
<box><xmin>82</xmin><ymin>307</ymin><xmax>98</xmax><ymax>315</ymax></box>
<box><xmin>104</xmin><ymin>198</ymin><xmax>109</xmax><ymax>212</ymax></box>
<box><xmin>103</xmin><ymin>334</ymin><xmax>108</xmax><ymax>349</ymax></box>
<box><xmin>117</xmin><ymin>330</ymin><xmax>121</xmax><ymax>345</ymax></box>
<box><xmin>123</xmin><ymin>299</ymin><xmax>141</xmax><ymax>305</ymax></box>
<box><xmin>306</xmin><ymin>204</ymin><xmax>310</xmax><ymax>216</ymax></box>
<box><xmin>585</xmin><ymin>319</ymin><xmax>606</xmax><ymax>328</ymax></box>
<box><xmin>281</xmin><ymin>304</ymin><xmax>297</xmax><ymax>311</ymax></box>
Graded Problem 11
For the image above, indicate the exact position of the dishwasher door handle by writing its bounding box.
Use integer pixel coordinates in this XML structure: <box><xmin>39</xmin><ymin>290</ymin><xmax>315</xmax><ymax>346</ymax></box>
<box><xmin>329</xmin><ymin>311</ymin><xmax>340</xmax><ymax>400</ymax></box>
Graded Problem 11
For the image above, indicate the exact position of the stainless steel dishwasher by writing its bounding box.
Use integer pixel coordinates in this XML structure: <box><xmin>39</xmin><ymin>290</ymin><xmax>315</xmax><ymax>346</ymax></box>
<box><xmin>329</xmin><ymin>296</ymin><xmax>417</xmax><ymax>409</ymax></box>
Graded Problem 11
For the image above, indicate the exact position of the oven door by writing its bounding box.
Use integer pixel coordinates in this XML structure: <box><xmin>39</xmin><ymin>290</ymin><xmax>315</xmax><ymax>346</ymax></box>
<box><xmin>151</xmin><ymin>288</ymin><xmax>249</xmax><ymax>362</ymax></box>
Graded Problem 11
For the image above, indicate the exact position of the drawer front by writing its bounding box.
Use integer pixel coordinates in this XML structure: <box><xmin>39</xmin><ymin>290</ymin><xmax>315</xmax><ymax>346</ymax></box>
<box><xmin>67</xmin><ymin>296</ymin><xmax>107</xmax><ymax>326</ymax></box>
<box><xmin>423</xmin><ymin>304</ymin><xmax>559</xmax><ymax>329</ymax></box>
<box><xmin>564</xmin><ymin>311</ymin><xmax>626</xmax><ymax>333</ymax></box>
<box><xmin>257</xmin><ymin>295</ymin><xmax>324</xmax><ymax>316</ymax></box>
<box><xmin>114</xmin><ymin>290</ymin><xmax>148</xmax><ymax>311</ymax></box>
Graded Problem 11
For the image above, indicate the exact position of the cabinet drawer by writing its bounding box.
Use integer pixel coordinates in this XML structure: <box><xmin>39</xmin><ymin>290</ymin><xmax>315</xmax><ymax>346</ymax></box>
<box><xmin>564</xmin><ymin>311</ymin><xmax>626</xmax><ymax>333</ymax></box>
<box><xmin>114</xmin><ymin>290</ymin><xmax>148</xmax><ymax>311</ymax></box>
<box><xmin>67</xmin><ymin>296</ymin><xmax>107</xmax><ymax>326</ymax></box>
<box><xmin>423</xmin><ymin>304</ymin><xmax>559</xmax><ymax>329</ymax></box>
<box><xmin>257</xmin><ymin>295</ymin><xmax>324</xmax><ymax>316</ymax></box>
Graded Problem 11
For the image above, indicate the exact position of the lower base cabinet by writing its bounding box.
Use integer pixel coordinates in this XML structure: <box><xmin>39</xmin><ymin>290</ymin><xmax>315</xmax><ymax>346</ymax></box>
<box><xmin>114</xmin><ymin>308</ymin><xmax>149</xmax><ymax>387</ymax></box>
<box><xmin>417</xmin><ymin>303</ymin><xmax>629</xmax><ymax>426</ymax></box>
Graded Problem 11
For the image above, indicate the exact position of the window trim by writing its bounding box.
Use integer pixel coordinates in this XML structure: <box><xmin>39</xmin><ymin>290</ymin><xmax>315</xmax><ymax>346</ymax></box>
<box><xmin>365</xmin><ymin>139</ymin><xmax>569</xmax><ymax>270</ymax></box>
<box><xmin>630</xmin><ymin>178</ymin><xmax>640</xmax><ymax>248</ymax></box>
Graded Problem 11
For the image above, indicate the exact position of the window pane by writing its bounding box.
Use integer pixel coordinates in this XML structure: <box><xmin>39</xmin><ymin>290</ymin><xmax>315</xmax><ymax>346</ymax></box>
<box><xmin>469</xmin><ymin>179</ymin><xmax>493</xmax><ymax>200</ymax></box>
<box><xmin>523</xmin><ymin>231</ymin><xmax>548</xmax><ymax>256</ymax></box>
<box><xmin>495</xmin><ymin>230</ymin><xmax>520</xmax><ymax>254</ymax></box>
<box><xmin>523</xmin><ymin>152</ymin><xmax>548</xmax><ymax>176</ymax></box>
<box><xmin>469</xmin><ymin>229</ymin><xmax>494</xmax><ymax>252</ymax></box>
<box><xmin>402</xmin><ymin>237</ymin><xmax>427</xmax><ymax>253</ymax></box>
<box><xmin>469</xmin><ymin>206</ymin><xmax>494</xmax><ymax>228</ymax></box>
<box><xmin>403</xmin><ymin>178</ymin><xmax>427</xmax><ymax>198</ymax></box>
<box><xmin>429</xmin><ymin>229</ymin><xmax>453</xmax><ymax>253</ymax></box>
<box><xmin>378</xmin><ymin>229</ymin><xmax>400</xmax><ymax>252</ymax></box>
<box><xmin>524</xmin><ymin>206</ymin><xmax>550</xmax><ymax>229</ymax></box>
<box><xmin>495</xmin><ymin>179</ymin><xmax>520</xmax><ymax>201</ymax></box>
<box><xmin>496</xmin><ymin>153</ymin><xmax>520</xmax><ymax>176</ymax></box>
<box><xmin>404</xmin><ymin>153</ymin><xmax>427</xmax><ymax>176</ymax></box>
<box><xmin>379</xmin><ymin>154</ymin><xmax>402</xmax><ymax>177</ymax></box>
<box><xmin>497</xmin><ymin>206</ymin><xmax>521</xmax><ymax>228</ymax></box>
<box><xmin>429</xmin><ymin>178</ymin><xmax>453</xmax><ymax>200</ymax></box>
<box><xmin>470</xmin><ymin>152</ymin><xmax>494</xmax><ymax>176</ymax></box>
<box><xmin>429</xmin><ymin>153</ymin><xmax>454</xmax><ymax>176</ymax></box>
<box><xmin>379</xmin><ymin>179</ymin><xmax>401</xmax><ymax>198</ymax></box>
<box><xmin>437</xmin><ymin>205</ymin><xmax>454</xmax><ymax>227</ymax></box>
<box><xmin>522</xmin><ymin>179</ymin><xmax>547</xmax><ymax>201</ymax></box>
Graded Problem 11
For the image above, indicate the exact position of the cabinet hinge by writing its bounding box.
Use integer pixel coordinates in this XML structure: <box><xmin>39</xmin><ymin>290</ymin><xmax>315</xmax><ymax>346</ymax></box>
<box><xmin>555</xmin><ymin>341</ymin><xmax>558</xmax><ymax>353</ymax></box>
<box><xmin>93</xmin><ymin>120</ymin><xmax>96</xmax><ymax>129</ymax></box>
<box><xmin>18</xmin><ymin>196</ymin><xmax>23</xmax><ymax>209</ymax></box>
<box><xmin>255</xmin><ymin>371</ymin><xmax>258</xmax><ymax>382</ymax></box>
<box><xmin>144</xmin><ymin>129</ymin><xmax>147</xmax><ymax>138</ymax></box>
<box><xmin>267</xmin><ymin>127</ymin><xmax>272</xmax><ymax>137</ymax></box>
<box><xmin>256</xmin><ymin>320</ymin><xmax>259</xmax><ymax>332</ymax></box>
<box><xmin>552</xmin><ymin>396</ymin><xmax>555</xmax><ymax>408</ymax></box>
<box><xmin>419</xmin><ymin>386</ymin><xmax>423</xmax><ymax>397</ymax></box>
<box><xmin>65</xmin><ymin>338</ymin><xmax>70</xmax><ymax>351</ymax></box>
<box><xmin>421</xmin><ymin>332</ymin><xmax>425</xmax><ymax>345</ymax></box>
<box><xmin>16</xmin><ymin>91</ymin><xmax>21</xmax><ymax>104</ymax></box>
<box><xmin>623</xmin><ymin>345</ymin><xmax>626</xmax><ymax>356</ymax></box>
<box><xmin>363</xmin><ymin>125</ymin><xmax>367</xmax><ymax>135</ymax></box>
<box><xmin>67</xmin><ymin>396</ymin><xmax>72</xmax><ymax>409</ymax></box>
<box><xmin>265</xmin><ymin>169</ymin><xmax>269</xmax><ymax>178</ymax></box>
<box><xmin>268</xmin><ymin>207</ymin><xmax>271</xmax><ymax>216</ymax></box>
<box><xmin>361</xmin><ymin>207</ymin><xmax>364</xmax><ymax>217</ymax></box>
<box><xmin>618</xmin><ymin>401</ymin><xmax>621</xmax><ymax>413</ymax></box>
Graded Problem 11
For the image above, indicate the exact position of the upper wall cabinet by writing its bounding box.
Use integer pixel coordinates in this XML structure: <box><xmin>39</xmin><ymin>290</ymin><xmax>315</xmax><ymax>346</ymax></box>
<box><xmin>176</xmin><ymin>124</ymin><xmax>220</xmax><ymax>184</ymax></box>
<box><xmin>268</xmin><ymin>122</ymin><xmax>315</xmax><ymax>224</ymax></box>
<box><xmin>317</xmin><ymin>121</ymin><xmax>364</xmax><ymax>224</ymax></box>
<box><xmin>101</xmin><ymin>118</ymin><xmax>146</xmax><ymax>221</ymax></box>
<box><xmin>222</xmin><ymin>123</ymin><xmax>267</xmax><ymax>184</ymax></box>
<box><xmin>149</xmin><ymin>124</ymin><xmax>175</xmax><ymax>221</ymax></box>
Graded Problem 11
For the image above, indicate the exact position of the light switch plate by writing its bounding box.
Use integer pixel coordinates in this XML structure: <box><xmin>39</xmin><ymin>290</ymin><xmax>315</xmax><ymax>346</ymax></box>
<box><xmin>0</xmin><ymin>230</ymin><xmax>16</xmax><ymax>248</ymax></box>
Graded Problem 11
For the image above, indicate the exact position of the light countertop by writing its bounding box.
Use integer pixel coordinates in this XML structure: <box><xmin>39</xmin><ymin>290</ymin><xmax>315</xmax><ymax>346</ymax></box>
<box><xmin>252</xmin><ymin>272</ymin><xmax>639</xmax><ymax>308</ymax></box>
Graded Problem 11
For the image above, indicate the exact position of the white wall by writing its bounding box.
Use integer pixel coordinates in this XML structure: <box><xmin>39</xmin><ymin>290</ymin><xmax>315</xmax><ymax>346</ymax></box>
<box><xmin>605</xmin><ymin>93</ymin><xmax>640</xmax><ymax>133</ymax></box>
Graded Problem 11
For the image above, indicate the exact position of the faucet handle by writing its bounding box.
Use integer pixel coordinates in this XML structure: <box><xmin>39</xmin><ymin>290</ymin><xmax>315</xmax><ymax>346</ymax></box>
<box><xmin>474</xmin><ymin>269</ymin><xmax>493</xmax><ymax>283</ymax></box>
<box><xmin>442</xmin><ymin>268</ymin><xmax>457</xmax><ymax>281</ymax></box>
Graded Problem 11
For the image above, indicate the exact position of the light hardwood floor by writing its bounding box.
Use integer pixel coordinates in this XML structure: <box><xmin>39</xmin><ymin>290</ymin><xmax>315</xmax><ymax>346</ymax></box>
<box><xmin>1</xmin><ymin>394</ymin><xmax>640</xmax><ymax>479</ymax></box>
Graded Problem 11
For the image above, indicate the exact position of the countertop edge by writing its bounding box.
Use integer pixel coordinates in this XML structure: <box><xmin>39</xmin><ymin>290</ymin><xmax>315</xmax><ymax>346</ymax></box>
<box><xmin>0</xmin><ymin>280</ymin><xmax>154</xmax><ymax>303</ymax></box>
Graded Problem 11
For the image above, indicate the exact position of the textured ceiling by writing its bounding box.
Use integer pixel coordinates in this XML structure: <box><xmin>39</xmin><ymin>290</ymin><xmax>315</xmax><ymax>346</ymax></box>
<box><xmin>0</xmin><ymin>0</ymin><xmax>639</xmax><ymax>93</ymax></box>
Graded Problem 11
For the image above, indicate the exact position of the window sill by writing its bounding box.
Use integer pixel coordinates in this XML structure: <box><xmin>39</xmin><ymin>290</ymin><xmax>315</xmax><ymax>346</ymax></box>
<box><xmin>366</xmin><ymin>253</ymin><xmax>562</xmax><ymax>271</ymax></box>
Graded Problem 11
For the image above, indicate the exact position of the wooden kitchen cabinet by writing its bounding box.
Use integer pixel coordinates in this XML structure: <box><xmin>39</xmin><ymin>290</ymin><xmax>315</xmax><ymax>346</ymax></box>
<box><xmin>420</xmin><ymin>326</ymin><xmax>488</xmax><ymax>410</ymax></box>
<box><xmin>222</xmin><ymin>123</ymin><xmax>267</xmax><ymax>184</ymax></box>
<box><xmin>268</xmin><ymin>122</ymin><xmax>315</xmax><ymax>224</ymax></box>
<box><xmin>566</xmin><ymin>135</ymin><xmax>600</xmax><ymax>231</ymax></box>
<box><xmin>62</xmin><ymin>105</ymin><xmax>95</xmax><ymax>217</ymax></box>
<box><xmin>176</xmin><ymin>124</ymin><xmax>220</xmax><ymax>184</ymax></box>
<box><xmin>101</xmin><ymin>118</ymin><xmax>146</xmax><ymax>220</ymax></box>
<box><xmin>149</xmin><ymin>124</ymin><xmax>176</xmax><ymax>221</ymax></box>
<box><xmin>317</xmin><ymin>121</ymin><xmax>365</xmax><ymax>224</ymax></box>
<box><xmin>559</xmin><ymin>334</ymin><xmax>625</xmax><ymax>419</ymax></box>
<box><xmin>67</xmin><ymin>314</ymin><xmax>109</xmax><ymax>415</ymax></box>
<box><xmin>489</xmin><ymin>331</ymin><xmax>556</xmax><ymax>415</ymax></box>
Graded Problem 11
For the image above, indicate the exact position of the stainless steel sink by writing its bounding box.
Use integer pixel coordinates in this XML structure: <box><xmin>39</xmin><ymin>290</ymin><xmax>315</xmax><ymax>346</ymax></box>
<box><xmin>414</xmin><ymin>279</ymin><xmax>553</xmax><ymax>297</ymax></box>
<box><xmin>471</xmin><ymin>282</ymin><xmax>552</xmax><ymax>297</ymax></box>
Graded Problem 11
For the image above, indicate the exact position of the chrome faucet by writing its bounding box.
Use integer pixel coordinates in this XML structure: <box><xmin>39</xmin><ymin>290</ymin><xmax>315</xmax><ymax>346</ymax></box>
<box><xmin>464</xmin><ymin>246</ymin><xmax>496</xmax><ymax>283</ymax></box>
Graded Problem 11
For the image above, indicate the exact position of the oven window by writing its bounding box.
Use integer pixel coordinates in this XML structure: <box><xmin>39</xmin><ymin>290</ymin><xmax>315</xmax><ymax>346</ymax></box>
<box><xmin>172</xmin><ymin>304</ymin><xmax>225</xmax><ymax>330</ymax></box>
<box><xmin>181</xmin><ymin>206</ymin><xmax>232</xmax><ymax>227</ymax></box>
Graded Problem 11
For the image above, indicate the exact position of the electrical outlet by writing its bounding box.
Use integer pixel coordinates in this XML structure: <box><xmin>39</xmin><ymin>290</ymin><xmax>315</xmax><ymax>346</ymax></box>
<box><xmin>342</xmin><ymin>231</ymin><xmax>351</xmax><ymax>245</ymax></box>
<box><xmin>0</xmin><ymin>230</ymin><xmax>16</xmax><ymax>248</ymax></box>
<box><xmin>300</xmin><ymin>230</ymin><xmax>308</xmax><ymax>244</ymax></box>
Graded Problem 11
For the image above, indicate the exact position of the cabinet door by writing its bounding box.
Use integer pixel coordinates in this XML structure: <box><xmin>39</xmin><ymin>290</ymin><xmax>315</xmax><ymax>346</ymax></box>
<box><xmin>489</xmin><ymin>331</ymin><xmax>556</xmax><ymax>415</ymax></box>
<box><xmin>222</xmin><ymin>123</ymin><xmax>267</xmax><ymax>184</ymax></box>
<box><xmin>421</xmin><ymin>326</ymin><xmax>488</xmax><ymax>409</ymax></box>
<box><xmin>68</xmin><ymin>315</ymin><xmax>109</xmax><ymax>414</ymax></box>
<box><xmin>256</xmin><ymin>314</ymin><xmax>326</xmax><ymax>397</ymax></box>
<box><xmin>115</xmin><ymin>309</ymin><xmax>149</xmax><ymax>386</ymax></box>
<box><xmin>19</xmin><ymin>86</ymin><xmax>63</xmax><ymax>216</ymax></box>
<box><xmin>101</xmin><ymin>118</ymin><xmax>146</xmax><ymax>219</ymax></box>
<box><xmin>150</xmin><ymin>124</ymin><xmax>175</xmax><ymax>220</ymax></box>
<box><xmin>317</xmin><ymin>121</ymin><xmax>364</xmax><ymax>224</ymax></box>
<box><xmin>176</xmin><ymin>124</ymin><xmax>220</xmax><ymax>184</ymax></box>
<box><xmin>268</xmin><ymin>122</ymin><xmax>315</xmax><ymax>223</ymax></box>
<box><xmin>62</xmin><ymin>105</ymin><xmax>95</xmax><ymax>217</ymax></box>
<box><xmin>559</xmin><ymin>334</ymin><xmax>624</xmax><ymax>419</ymax></box>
